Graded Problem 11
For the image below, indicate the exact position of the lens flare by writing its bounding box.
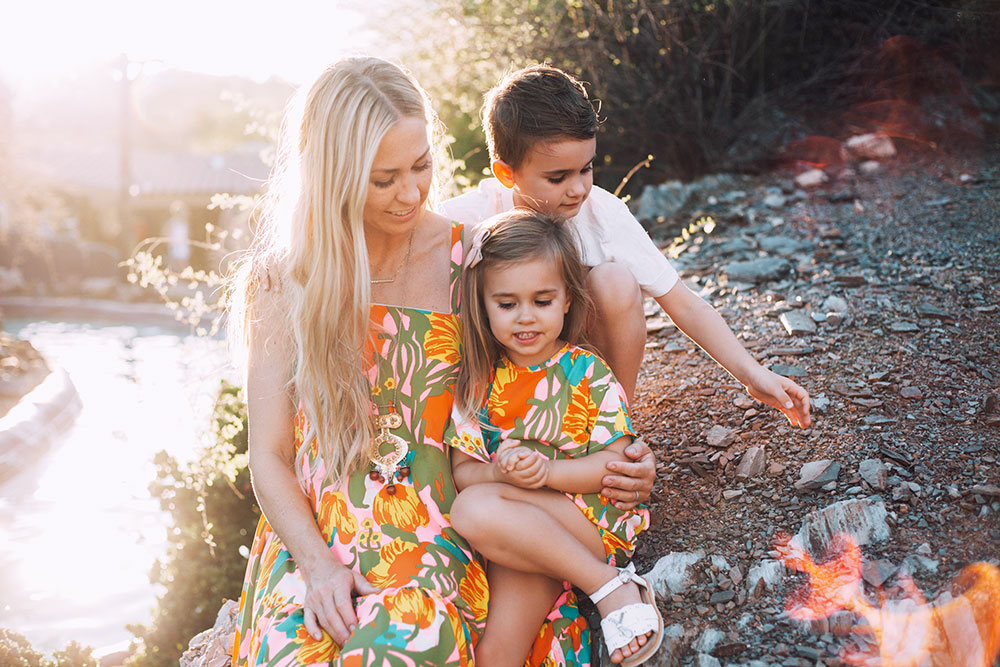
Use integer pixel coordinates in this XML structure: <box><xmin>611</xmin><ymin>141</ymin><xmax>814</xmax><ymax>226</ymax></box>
<box><xmin>775</xmin><ymin>532</ymin><xmax>1000</xmax><ymax>667</ymax></box>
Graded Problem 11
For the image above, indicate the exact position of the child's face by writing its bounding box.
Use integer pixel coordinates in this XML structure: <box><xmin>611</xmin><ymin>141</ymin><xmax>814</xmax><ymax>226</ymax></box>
<box><xmin>481</xmin><ymin>255</ymin><xmax>571</xmax><ymax>367</ymax></box>
<box><xmin>508</xmin><ymin>138</ymin><xmax>596</xmax><ymax>220</ymax></box>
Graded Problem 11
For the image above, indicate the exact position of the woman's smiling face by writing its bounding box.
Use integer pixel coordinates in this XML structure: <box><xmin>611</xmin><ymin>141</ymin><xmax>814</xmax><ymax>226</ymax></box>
<box><xmin>363</xmin><ymin>116</ymin><xmax>433</xmax><ymax>237</ymax></box>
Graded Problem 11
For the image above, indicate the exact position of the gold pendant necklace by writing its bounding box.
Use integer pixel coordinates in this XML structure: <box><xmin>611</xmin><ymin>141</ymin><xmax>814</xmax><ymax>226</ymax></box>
<box><xmin>369</xmin><ymin>226</ymin><xmax>416</xmax><ymax>285</ymax></box>
<box><xmin>368</xmin><ymin>226</ymin><xmax>416</xmax><ymax>493</ymax></box>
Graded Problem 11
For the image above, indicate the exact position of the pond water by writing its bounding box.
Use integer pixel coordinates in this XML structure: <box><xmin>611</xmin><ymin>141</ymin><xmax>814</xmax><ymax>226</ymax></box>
<box><xmin>0</xmin><ymin>318</ymin><xmax>235</xmax><ymax>655</ymax></box>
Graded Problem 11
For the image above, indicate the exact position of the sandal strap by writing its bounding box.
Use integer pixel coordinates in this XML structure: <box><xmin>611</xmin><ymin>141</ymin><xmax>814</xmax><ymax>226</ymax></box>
<box><xmin>600</xmin><ymin>602</ymin><xmax>660</xmax><ymax>652</ymax></box>
<box><xmin>589</xmin><ymin>562</ymin><xmax>638</xmax><ymax>605</ymax></box>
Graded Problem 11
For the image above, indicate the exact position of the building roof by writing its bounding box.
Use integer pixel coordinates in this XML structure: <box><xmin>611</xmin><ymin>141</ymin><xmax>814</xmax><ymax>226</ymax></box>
<box><xmin>23</xmin><ymin>147</ymin><xmax>270</xmax><ymax>197</ymax></box>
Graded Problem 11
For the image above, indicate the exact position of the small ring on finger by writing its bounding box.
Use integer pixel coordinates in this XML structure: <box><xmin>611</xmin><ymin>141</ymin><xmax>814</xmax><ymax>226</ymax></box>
<box><xmin>634</xmin><ymin>490</ymin><xmax>639</xmax><ymax>503</ymax></box>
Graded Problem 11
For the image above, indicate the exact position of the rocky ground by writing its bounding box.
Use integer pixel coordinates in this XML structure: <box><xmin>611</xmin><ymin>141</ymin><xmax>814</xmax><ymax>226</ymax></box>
<box><xmin>628</xmin><ymin>142</ymin><xmax>1000</xmax><ymax>666</ymax></box>
<box><xmin>0</xmin><ymin>331</ymin><xmax>49</xmax><ymax>418</ymax></box>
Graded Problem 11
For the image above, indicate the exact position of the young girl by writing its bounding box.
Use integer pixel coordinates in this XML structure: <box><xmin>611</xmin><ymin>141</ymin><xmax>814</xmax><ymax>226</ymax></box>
<box><xmin>449</xmin><ymin>209</ymin><xmax>664</xmax><ymax>667</ymax></box>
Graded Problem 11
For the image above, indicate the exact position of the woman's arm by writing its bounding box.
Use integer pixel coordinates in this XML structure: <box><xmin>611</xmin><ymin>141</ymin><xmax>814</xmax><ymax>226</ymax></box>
<box><xmin>246</xmin><ymin>285</ymin><xmax>377</xmax><ymax>644</ymax></box>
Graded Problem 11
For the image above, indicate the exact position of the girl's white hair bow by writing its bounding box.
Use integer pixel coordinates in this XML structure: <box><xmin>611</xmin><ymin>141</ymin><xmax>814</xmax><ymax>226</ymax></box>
<box><xmin>464</xmin><ymin>227</ymin><xmax>492</xmax><ymax>268</ymax></box>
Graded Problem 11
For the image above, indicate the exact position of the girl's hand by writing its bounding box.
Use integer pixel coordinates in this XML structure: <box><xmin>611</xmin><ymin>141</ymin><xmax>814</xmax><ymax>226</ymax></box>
<box><xmin>301</xmin><ymin>557</ymin><xmax>381</xmax><ymax>645</ymax></box>
<box><xmin>496</xmin><ymin>447</ymin><xmax>549</xmax><ymax>488</ymax></box>
<box><xmin>601</xmin><ymin>436</ymin><xmax>655</xmax><ymax>510</ymax></box>
<box><xmin>745</xmin><ymin>366</ymin><xmax>811</xmax><ymax>428</ymax></box>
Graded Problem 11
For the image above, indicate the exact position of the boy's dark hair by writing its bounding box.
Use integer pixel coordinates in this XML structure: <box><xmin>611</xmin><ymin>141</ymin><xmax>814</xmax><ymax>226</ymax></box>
<box><xmin>482</xmin><ymin>64</ymin><xmax>600</xmax><ymax>169</ymax></box>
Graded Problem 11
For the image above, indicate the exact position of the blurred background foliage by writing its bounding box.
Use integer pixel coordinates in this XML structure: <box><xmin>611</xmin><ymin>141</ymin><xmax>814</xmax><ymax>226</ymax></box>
<box><xmin>379</xmin><ymin>0</ymin><xmax>999</xmax><ymax>197</ymax></box>
<box><xmin>125</xmin><ymin>381</ymin><xmax>257</xmax><ymax>667</ymax></box>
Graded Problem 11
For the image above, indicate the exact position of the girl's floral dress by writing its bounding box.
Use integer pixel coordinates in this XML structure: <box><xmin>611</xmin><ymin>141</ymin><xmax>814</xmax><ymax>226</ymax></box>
<box><xmin>233</xmin><ymin>223</ymin><xmax>489</xmax><ymax>666</ymax></box>
<box><xmin>449</xmin><ymin>343</ymin><xmax>650</xmax><ymax>666</ymax></box>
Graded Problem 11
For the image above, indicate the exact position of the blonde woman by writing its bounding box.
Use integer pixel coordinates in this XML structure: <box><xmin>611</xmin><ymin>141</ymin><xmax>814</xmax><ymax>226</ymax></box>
<box><xmin>228</xmin><ymin>57</ymin><xmax>656</xmax><ymax>666</ymax></box>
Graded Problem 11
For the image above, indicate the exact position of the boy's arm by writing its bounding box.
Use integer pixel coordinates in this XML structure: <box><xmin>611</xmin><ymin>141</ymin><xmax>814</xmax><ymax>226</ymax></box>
<box><xmin>656</xmin><ymin>282</ymin><xmax>811</xmax><ymax>428</ymax></box>
<box><xmin>545</xmin><ymin>437</ymin><xmax>631</xmax><ymax>495</ymax></box>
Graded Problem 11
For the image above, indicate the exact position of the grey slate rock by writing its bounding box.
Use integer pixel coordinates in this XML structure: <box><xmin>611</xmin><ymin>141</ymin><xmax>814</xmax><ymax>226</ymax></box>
<box><xmin>822</xmin><ymin>295</ymin><xmax>849</xmax><ymax>313</ymax></box>
<box><xmin>859</xmin><ymin>458</ymin><xmax>888</xmax><ymax>490</ymax></box>
<box><xmin>795</xmin><ymin>460</ymin><xmax>841</xmax><ymax>491</ymax></box>
<box><xmin>796</xmin><ymin>497</ymin><xmax>891</xmax><ymax>556</ymax></box>
<box><xmin>736</xmin><ymin>447</ymin><xmax>767</xmax><ymax>479</ymax></box>
<box><xmin>862</xmin><ymin>559</ymin><xmax>897</xmax><ymax>587</ymax></box>
<box><xmin>779</xmin><ymin>311</ymin><xmax>817</xmax><ymax>336</ymax></box>
<box><xmin>723</xmin><ymin>257</ymin><xmax>792</xmax><ymax>284</ymax></box>
<box><xmin>644</xmin><ymin>550</ymin><xmax>705</xmax><ymax>596</ymax></box>
<box><xmin>771</xmin><ymin>363</ymin><xmax>807</xmax><ymax>377</ymax></box>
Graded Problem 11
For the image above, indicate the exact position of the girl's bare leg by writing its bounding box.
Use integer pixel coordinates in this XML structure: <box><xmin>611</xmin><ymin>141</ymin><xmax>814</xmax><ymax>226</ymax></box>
<box><xmin>475</xmin><ymin>564</ymin><xmax>562</xmax><ymax>667</ymax></box>
<box><xmin>451</xmin><ymin>483</ymin><xmax>649</xmax><ymax>663</ymax></box>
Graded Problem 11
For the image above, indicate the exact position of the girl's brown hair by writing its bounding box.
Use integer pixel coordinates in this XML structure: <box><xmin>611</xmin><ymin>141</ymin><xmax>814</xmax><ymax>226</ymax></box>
<box><xmin>457</xmin><ymin>208</ymin><xmax>592</xmax><ymax>420</ymax></box>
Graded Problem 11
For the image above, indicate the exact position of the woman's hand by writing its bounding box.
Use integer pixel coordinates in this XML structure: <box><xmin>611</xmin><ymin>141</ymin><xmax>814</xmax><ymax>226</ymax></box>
<box><xmin>601</xmin><ymin>436</ymin><xmax>655</xmax><ymax>510</ymax></box>
<box><xmin>302</xmin><ymin>557</ymin><xmax>381</xmax><ymax>645</ymax></box>
<box><xmin>745</xmin><ymin>366</ymin><xmax>811</xmax><ymax>429</ymax></box>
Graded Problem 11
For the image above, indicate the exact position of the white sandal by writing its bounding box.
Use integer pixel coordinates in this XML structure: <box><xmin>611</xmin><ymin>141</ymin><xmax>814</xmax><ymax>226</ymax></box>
<box><xmin>589</xmin><ymin>562</ymin><xmax>664</xmax><ymax>667</ymax></box>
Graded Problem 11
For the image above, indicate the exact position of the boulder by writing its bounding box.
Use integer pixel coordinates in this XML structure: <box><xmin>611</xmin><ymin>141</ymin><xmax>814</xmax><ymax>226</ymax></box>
<box><xmin>795</xmin><ymin>497</ymin><xmax>891</xmax><ymax>557</ymax></box>
<box><xmin>644</xmin><ymin>550</ymin><xmax>705</xmax><ymax>597</ymax></box>
<box><xmin>181</xmin><ymin>600</ymin><xmax>238</xmax><ymax>667</ymax></box>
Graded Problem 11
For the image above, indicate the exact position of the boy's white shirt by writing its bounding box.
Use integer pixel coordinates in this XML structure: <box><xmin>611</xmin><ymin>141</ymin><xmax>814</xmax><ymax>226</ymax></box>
<box><xmin>439</xmin><ymin>178</ymin><xmax>679</xmax><ymax>298</ymax></box>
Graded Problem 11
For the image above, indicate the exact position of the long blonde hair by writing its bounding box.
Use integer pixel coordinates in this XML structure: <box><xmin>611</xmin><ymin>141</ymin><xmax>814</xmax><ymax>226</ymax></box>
<box><xmin>456</xmin><ymin>209</ymin><xmax>593</xmax><ymax>421</ymax></box>
<box><xmin>228</xmin><ymin>57</ymin><xmax>440</xmax><ymax>486</ymax></box>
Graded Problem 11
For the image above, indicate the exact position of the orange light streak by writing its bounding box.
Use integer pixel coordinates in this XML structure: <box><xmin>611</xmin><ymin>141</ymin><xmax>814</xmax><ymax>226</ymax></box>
<box><xmin>775</xmin><ymin>532</ymin><xmax>1000</xmax><ymax>667</ymax></box>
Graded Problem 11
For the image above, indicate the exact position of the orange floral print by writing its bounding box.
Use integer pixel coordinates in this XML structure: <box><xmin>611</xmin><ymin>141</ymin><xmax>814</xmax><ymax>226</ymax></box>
<box><xmin>317</xmin><ymin>490</ymin><xmax>358</xmax><ymax>545</ymax></box>
<box><xmin>372</xmin><ymin>484</ymin><xmax>430</xmax><ymax>532</ymax></box>
<box><xmin>385</xmin><ymin>587</ymin><xmax>436</xmax><ymax>629</ymax></box>
<box><xmin>458</xmin><ymin>560</ymin><xmax>489</xmax><ymax>622</ymax></box>
<box><xmin>294</xmin><ymin>625</ymin><xmax>338</xmax><ymax>664</ymax></box>
<box><xmin>368</xmin><ymin>539</ymin><xmax>427</xmax><ymax>589</ymax></box>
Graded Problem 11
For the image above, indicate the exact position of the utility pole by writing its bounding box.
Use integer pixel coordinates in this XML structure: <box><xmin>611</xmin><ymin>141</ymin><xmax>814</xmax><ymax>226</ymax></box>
<box><xmin>116</xmin><ymin>53</ymin><xmax>134</xmax><ymax>254</ymax></box>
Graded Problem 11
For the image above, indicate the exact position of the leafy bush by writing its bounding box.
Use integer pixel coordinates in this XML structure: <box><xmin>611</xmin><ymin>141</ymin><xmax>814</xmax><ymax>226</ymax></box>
<box><xmin>0</xmin><ymin>630</ymin><xmax>97</xmax><ymax>667</ymax></box>
<box><xmin>377</xmin><ymin>0</ymin><xmax>999</xmax><ymax>192</ymax></box>
<box><xmin>126</xmin><ymin>381</ymin><xmax>257</xmax><ymax>667</ymax></box>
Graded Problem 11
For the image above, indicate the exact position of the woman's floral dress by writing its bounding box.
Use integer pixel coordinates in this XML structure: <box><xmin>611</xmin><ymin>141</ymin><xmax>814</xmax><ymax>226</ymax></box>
<box><xmin>233</xmin><ymin>223</ymin><xmax>489</xmax><ymax>666</ymax></box>
<box><xmin>449</xmin><ymin>343</ymin><xmax>650</xmax><ymax>666</ymax></box>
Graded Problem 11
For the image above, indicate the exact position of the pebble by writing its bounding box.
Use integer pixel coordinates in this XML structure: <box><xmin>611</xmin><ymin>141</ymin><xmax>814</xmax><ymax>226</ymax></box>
<box><xmin>900</xmin><ymin>386</ymin><xmax>923</xmax><ymax>399</ymax></box>
<box><xmin>779</xmin><ymin>311</ymin><xmax>817</xmax><ymax>336</ymax></box>
<box><xmin>858</xmin><ymin>458</ymin><xmax>888</xmax><ymax>490</ymax></box>
<box><xmin>889</xmin><ymin>321</ymin><xmax>920</xmax><ymax>333</ymax></box>
<box><xmin>862</xmin><ymin>559</ymin><xmax>897</xmax><ymax>587</ymax></box>
<box><xmin>723</xmin><ymin>257</ymin><xmax>793</xmax><ymax>284</ymax></box>
<box><xmin>736</xmin><ymin>446</ymin><xmax>767</xmax><ymax>479</ymax></box>
<box><xmin>795</xmin><ymin>460</ymin><xmax>841</xmax><ymax>490</ymax></box>
<box><xmin>771</xmin><ymin>363</ymin><xmax>807</xmax><ymax>377</ymax></box>
<box><xmin>706</xmin><ymin>425</ymin><xmax>737</xmax><ymax>448</ymax></box>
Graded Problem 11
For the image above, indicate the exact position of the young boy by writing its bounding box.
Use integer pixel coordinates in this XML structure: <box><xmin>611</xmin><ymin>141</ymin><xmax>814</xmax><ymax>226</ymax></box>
<box><xmin>441</xmin><ymin>62</ymin><xmax>811</xmax><ymax>667</ymax></box>
<box><xmin>441</xmin><ymin>64</ymin><xmax>811</xmax><ymax>429</ymax></box>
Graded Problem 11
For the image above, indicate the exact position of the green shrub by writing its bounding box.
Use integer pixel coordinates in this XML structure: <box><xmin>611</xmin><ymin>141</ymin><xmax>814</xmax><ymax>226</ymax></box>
<box><xmin>0</xmin><ymin>631</ymin><xmax>97</xmax><ymax>667</ymax></box>
<box><xmin>126</xmin><ymin>380</ymin><xmax>257</xmax><ymax>667</ymax></box>
<box><xmin>380</xmin><ymin>0</ymin><xmax>999</xmax><ymax>191</ymax></box>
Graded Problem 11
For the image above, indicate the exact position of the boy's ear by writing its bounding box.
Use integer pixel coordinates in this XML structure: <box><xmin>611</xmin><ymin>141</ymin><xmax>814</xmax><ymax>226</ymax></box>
<box><xmin>491</xmin><ymin>160</ymin><xmax>516</xmax><ymax>189</ymax></box>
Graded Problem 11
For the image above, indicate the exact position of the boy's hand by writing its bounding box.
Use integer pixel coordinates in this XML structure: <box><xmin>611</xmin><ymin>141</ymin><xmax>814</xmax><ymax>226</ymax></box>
<box><xmin>495</xmin><ymin>445</ymin><xmax>549</xmax><ymax>488</ymax></box>
<box><xmin>746</xmin><ymin>367</ymin><xmax>811</xmax><ymax>428</ymax></box>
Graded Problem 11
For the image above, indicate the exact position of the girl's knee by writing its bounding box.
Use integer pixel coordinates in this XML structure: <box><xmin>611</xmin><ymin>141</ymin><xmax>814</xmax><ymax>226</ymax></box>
<box><xmin>587</xmin><ymin>263</ymin><xmax>641</xmax><ymax>314</ymax></box>
<box><xmin>451</xmin><ymin>485</ymin><xmax>500</xmax><ymax>538</ymax></box>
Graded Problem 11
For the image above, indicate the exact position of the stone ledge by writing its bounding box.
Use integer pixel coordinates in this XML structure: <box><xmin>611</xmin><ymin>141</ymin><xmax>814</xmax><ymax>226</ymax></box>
<box><xmin>0</xmin><ymin>296</ymin><xmax>188</xmax><ymax>328</ymax></box>
<box><xmin>0</xmin><ymin>364</ymin><xmax>82</xmax><ymax>485</ymax></box>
